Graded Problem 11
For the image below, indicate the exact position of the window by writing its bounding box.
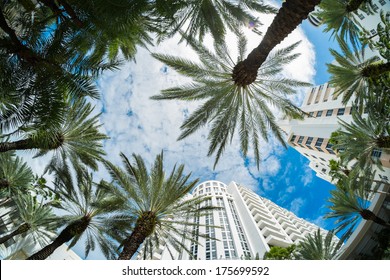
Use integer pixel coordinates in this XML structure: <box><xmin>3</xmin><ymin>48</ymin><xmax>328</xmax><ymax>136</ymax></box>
<box><xmin>322</xmin><ymin>168</ymin><xmax>327</xmax><ymax>173</ymax></box>
<box><xmin>308</xmin><ymin>112</ymin><xmax>314</xmax><ymax>118</ymax></box>
<box><xmin>297</xmin><ymin>136</ymin><xmax>304</xmax><ymax>145</ymax></box>
<box><xmin>315</xmin><ymin>138</ymin><xmax>323</xmax><ymax>147</ymax></box>
<box><xmin>290</xmin><ymin>135</ymin><xmax>296</xmax><ymax>142</ymax></box>
<box><xmin>326</xmin><ymin>109</ymin><xmax>333</xmax><ymax>116</ymax></box>
<box><xmin>206</xmin><ymin>182</ymin><xmax>210</xmax><ymax>186</ymax></box>
<box><xmin>326</xmin><ymin>143</ymin><xmax>335</xmax><ymax>154</ymax></box>
<box><xmin>372</xmin><ymin>149</ymin><xmax>382</xmax><ymax>158</ymax></box>
<box><xmin>337</xmin><ymin>108</ymin><xmax>345</xmax><ymax>115</ymax></box>
<box><xmin>372</xmin><ymin>3</ymin><xmax>379</xmax><ymax>11</ymax></box>
<box><xmin>357</xmin><ymin>13</ymin><xmax>365</xmax><ymax>20</ymax></box>
<box><xmin>370</xmin><ymin>29</ymin><xmax>377</xmax><ymax>36</ymax></box>
<box><xmin>320</xmin><ymin>157</ymin><xmax>326</xmax><ymax>162</ymax></box>
<box><xmin>379</xmin><ymin>0</ymin><xmax>386</xmax><ymax>5</ymax></box>
<box><xmin>305</xmin><ymin>137</ymin><xmax>313</xmax><ymax>149</ymax></box>
<box><xmin>316</xmin><ymin>111</ymin><xmax>322</xmax><ymax>117</ymax></box>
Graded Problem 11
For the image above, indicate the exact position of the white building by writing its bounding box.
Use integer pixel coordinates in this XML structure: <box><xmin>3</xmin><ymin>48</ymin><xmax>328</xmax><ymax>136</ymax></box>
<box><xmin>137</xmin><ymin>180</ymin><xmax>334</xmax><ymax>260</ymax></box>
<box><xmin>278</xmin><ymin>82</ymin><xmax>390</xmax><ymax>183</ymax></box>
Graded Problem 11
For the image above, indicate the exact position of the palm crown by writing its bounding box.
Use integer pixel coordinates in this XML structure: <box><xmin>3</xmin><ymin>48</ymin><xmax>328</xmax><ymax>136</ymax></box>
<box><xmin>152</xmin><ymin>34</ymin><xmax>309</xmax><ymax>168</ymax></box>
<box><xmin>103</xmin><ymin>152</ymin><xmax>214</xmax><ymax>260</ymax></box>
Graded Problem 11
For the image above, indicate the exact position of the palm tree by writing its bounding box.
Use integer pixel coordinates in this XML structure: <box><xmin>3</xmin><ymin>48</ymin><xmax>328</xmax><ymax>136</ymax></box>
<box><xmin>0</xmin><ymin>98</ymin><xmax>108</xmax><ymax>173</ymax></box>
<box><xmin>231</xmin><ymin>0</ymin><xmax>320</xmax><ymax>86</ymax></box>
<box><xmin>0</xmin><ymin>152</ymin><xmax>33</xmax><ymax>198</ymax></box>
<box><xmin>0</xmin><ymin>194</ymin><xmax>58</xmax><ymax>248</ymax></box>
<box><xmin>314</xmin><ymin>0</ymin><xmax>376</xmax><ymax>49</ymax></box>
<box><xmin>295</xmin><ymin>228</ymin><xmax>344</xmax><ymax>260</ymax></box>
<box><xmin>103</xmin><ymin>152</ymin><xmax>214</xmax><ymax>260</ymax></box>
<box><xmin>326</xmin><ymin>174</ymin><xmax>390</xmax><ymax>240</ymax></box>
<box><xmin>331</xmin><ymin>109</ymin><xmax>389</xmax><ymax>170</ymax></box>
<box><xmin>156</xmin><ymin>0</ymin><xmax>277</xmax><ymax>43</ymax></box>
<box><xmin>327</xmin><ymin>36</ymin><xmax>390</xmax><ymax>111</ymax></box>
<box><xmin>152</xmin><ymin>35</ymin><xmax>309</xmax><ymax>167</ymax></box>
<box><xmin>27</xmin><ymin>169</ymin><xmax>122</xmax><ymax>260</ymax></box>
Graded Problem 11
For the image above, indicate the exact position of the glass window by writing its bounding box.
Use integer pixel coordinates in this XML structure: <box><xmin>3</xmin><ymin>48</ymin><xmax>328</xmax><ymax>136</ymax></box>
<box><xmin>298</xmin><ymin>136</ymin><xmax>304</xmax><ymax>144</ymax></box>
<box><xmin>316</xmin><ymin>111</ymin><xmax>322</xmax><ymax>117</ymax></box>
<box><xmin>379</xmin><ymin>0</ymin><xmax>386</xmax><ymax>5</ymax></box>
<box><xmin>326</xmin><ymin>109</ymin><xmax>333</xmax><ymax>116</ymax></box>
<box><xmin>337</xmin><ymin>108</ymin><xmax>345</xmax><ymax>115</ymax></box>
<box><xmin>290</xmin><ymin>135</ymin><xmax>296</xmax><ymax>142</ymax></box>
<box><xmin>326</xmin><ymin>143</ymin><xmax>335</xmax><ymax>154</ymax></box>
<box><xmin>308</xmin><ymin>112</ymin><xmax>314</xmax><ymax>118</ymax></box>
<box><xmin>370</xmin><ymin>29</ymin><xmax>377</xmax><ymax>36</ymax></box>
<box><xmin>315</xmin><ymin>138</ymin><xmax>323</xmax><ymax>148</ymax></box>
<box><xmin>372</xmin><ymin>149</ymin><xmax>382</xmax><ymax>158</ymax></box>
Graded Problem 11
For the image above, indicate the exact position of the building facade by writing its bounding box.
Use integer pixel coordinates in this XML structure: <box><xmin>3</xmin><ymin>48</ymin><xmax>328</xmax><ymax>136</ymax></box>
<box><xmin>278</xmin><ymin>82</ymin><xmax>390</xmax><ymax>183</ymax></box>
<box><xmin>138</xmin><ymin>180</ymin><xmax>334</xmax><ymax>260</ymax></box>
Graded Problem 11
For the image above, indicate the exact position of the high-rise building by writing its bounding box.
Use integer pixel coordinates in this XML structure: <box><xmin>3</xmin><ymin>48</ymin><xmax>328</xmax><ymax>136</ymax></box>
<box><xmin>278</xmin><ymin>82</ymin><xmax>390</xmax><ymax>183</ymax></box>
<box><xmin>137</xmin><ymin>180</ymin><xmax>335</xmax><ymax>260</ymax></box>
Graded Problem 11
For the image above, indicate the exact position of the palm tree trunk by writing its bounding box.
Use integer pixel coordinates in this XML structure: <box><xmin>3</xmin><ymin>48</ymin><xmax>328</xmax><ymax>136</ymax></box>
<box><xmin>57</xmin><ymin>0</ymin><xmax>83</xmax><ymax>27</ymax></box>
<box><xmin>118</xmin><ymin>211</ymin><xmax>157</xmax><ymax>260</ymax></box>
<box><xmin>232</xmin><ymin>0</ymin><xmax>321</xmax><ymax>86</ymax></box>
<box><xmin>360</xmin><ymin>209</ymin><xmax>390</xmax><ymax>227</ymax></box>
<box><xmin>27</xmin><ymin>217</ymin><xmax>90</xmax><ymax>260</ymax></box>
<box><xmin>0</xmin><ymin>223</ymin><xmax>30</xmax><ymax>245</ymax></box>
<box><xmin>361</xmin><ymin>62</ymin><xmax>390</xmax><ymax>78</ymax></box>
<box><xmin>0</xmin><ymin>139</ymin><xmax>36</xmax><ymax>153</ymax></box>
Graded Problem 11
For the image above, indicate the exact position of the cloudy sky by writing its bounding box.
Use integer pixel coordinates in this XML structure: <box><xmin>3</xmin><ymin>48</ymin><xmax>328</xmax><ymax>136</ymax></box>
<box><xmin>20</xmin><ymin>1</ymin><xmax>342</xmax><ymax>259</ymax></box>
<box><xmin>92</xmin><ymin>2</ymin><xmax>340</xmax><ymax>233</ymax></box>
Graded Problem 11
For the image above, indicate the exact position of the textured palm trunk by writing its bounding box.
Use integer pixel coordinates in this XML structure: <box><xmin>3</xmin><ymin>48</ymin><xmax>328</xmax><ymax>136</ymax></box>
<box><xmin>27</xmin><ymin>217</ymin><xmax>90</xmax><ymax>260</ymax></box>
<box><xmin>118</xmin><ymin>211</ymin><xmax>157</xmax><ymax>260</ymax></box>
<box><xmin>232</xmin><ymin>0</ymin><xmax>321</xmax><ymax>86</ymax></box>
<box><xmin>360</xmin><ymin>209</ymin><xmax>390</xmax><ymax>227</ymax></box>
<box><xmin>0</xmin><ymin>134</ymin><xmax>64</xmax><ymax>153</ymax></box>
<box><xmin>0</xmin><ymin>223</ymin><xmax>30</xmax><ymax>245</ymax></box>
<box><xmin>361</xmin><ymin>62</ymin><xmax>390</xmax><ymax>78</ymax></box>
<box><xmin>346</xmin><ymin>0</ymin><xmax>365</xmax><ymax>12</ymax></box>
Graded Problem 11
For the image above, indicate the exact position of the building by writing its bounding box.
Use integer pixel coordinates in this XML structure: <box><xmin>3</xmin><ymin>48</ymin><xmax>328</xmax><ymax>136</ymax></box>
<box><xmin>278</xmin><ymin>82</ymin><xmax>390</xmax><ymax>183</ymax></box>
<box><xmin>137</xmin><ymin>180</ymin><xmax>335</xmax><ymax>260</ymax></box>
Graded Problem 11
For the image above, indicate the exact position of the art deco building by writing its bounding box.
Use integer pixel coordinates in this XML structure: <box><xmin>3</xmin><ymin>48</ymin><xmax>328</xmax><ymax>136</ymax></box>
<box><xmin>137</xmin><ymin>180</ymin><xmax>335</xmax><ymax>260</ymax></box>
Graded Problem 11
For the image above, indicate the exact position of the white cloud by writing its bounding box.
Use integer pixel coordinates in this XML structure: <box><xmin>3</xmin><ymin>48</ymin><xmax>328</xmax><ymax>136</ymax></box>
<box><xmin>300</xmin><ymin>165</ymin><xmax>314</xmax><ymax>187</ymax></box>
<box><xmin>289</xmin><ymin>197</ymin><xmax>305</xmax><ymax>215</ymax></box>
<box><xmin>286</xmin><ymin>185</ymin><xmax>296</xmax><ymax>193</ymax></box>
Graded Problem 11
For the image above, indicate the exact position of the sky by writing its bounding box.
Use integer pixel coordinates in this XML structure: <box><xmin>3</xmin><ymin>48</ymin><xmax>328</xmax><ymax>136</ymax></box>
<box><xmin>20</xmin><ymin>1</ymin><xmax>343</xmax><ymax>259</ymax></box>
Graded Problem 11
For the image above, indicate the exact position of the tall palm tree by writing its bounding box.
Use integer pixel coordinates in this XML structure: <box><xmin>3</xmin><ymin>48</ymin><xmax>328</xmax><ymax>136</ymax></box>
<box><xmin>0</xmin><ymin>152</ymin><xmax>33</xmax><ymax>198</ymax></box>
<box><xmin>103</xmin><ymin>152</ymin><xmax>214</xmax><ymax>260</ymax></box>
<box><xmin>327</xmin><ymin>36</ymin><xmax>390</xmax><ymax>111</ymax></box>
<box><xmin>156</xmin><ymin>0</ymin><xmax>277</xmax><ymax>43</ymax></box>
<box><xmin>314</xmin><ymin>0</ymin><xmax>376</xmax><ymax>49</ymax></box>
<box><xmin>331</xmin><ymin>109</ymin><xmax>389</xmax><ymax>170</ymax></box>
<box><xmin>152</xmin><ymin>35</ymin><xmax>309</xmax><ymax>168</ymax></box>
<box><xmin>326</xmin><ymin>174</ymin><xmax>390</xmax><ymax>240</ymax></box>
<box><xmin>27</xmin><ymin>169</ymin><xmax>123</xmax><ymax>260</ymax></box>
<box><xmin>0</xmin><ymin>98</ymin><xmax>108</xmax><ymax>173</ymax></box>
<box><xmin>0</xmin><ymin>194</ymin><xmax>58</xmax><ymax>248</ymax></box>
<box><xmin>295</xmin><ymin>228</ymin><xmax>344</xmax><ymax>260</ymax></box>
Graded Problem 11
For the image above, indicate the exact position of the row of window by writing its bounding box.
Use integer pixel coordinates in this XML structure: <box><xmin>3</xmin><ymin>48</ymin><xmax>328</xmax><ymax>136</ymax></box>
<box><xmin>356</xmin><ymin>2</ymin><xmax>384</xmax><ymax>19</ymax></box>
<box><xmin>307</xmin><ymin>107</ymin><xmax>348</xmax><ymax>118</ymax></box>
<box><xmin>290</xmin><ymin>135</ymin><xmax>336</xmax><ymax>154</ymax></box>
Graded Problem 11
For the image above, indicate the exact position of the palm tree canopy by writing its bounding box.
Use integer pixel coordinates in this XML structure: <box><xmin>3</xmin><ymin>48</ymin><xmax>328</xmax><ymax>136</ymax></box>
<box><xmin>327</xmin><ymin>37</ymin><xmax>390</xmax><ymax>111</ymax></box>
<box><xmin>295</xmin><ymin>228</ymin><xmax>343</xmax><ymax>260</ymax></box>
<box><xmin>331</xmin><ymin>108</ymin><xmax>390</xmax><ymax>170</ymax></box>
<box><xmin>31</xmin><ymin>168</ymin><xmax>124</xmax><ymax>259</ymax></box>
<box><xmin>152</xmin><ymin>34</ymin><xmax>309</xmax><ymax>168</ymax></box>
<box><xmin>315</xmin><ymin>0</ymin><xmax>374</xmax><ymax>49</ymax></box>
<box><xmin>0</xmin><ymin>151</ymin><xmax>33</xmax><ymax>198</ymax></box>
<box><xmin>103</xmin><ymin>152</ymin><xmax>214</xmax><ymax>260</ymax></box>
<box><xmin>157</xmin><ymin>0</ymin><xmax>277</xmax><ymax>43</ymax></box>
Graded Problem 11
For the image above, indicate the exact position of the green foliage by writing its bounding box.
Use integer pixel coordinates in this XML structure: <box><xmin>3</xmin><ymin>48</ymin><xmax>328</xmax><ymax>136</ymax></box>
<box><xmin>152</xmin><ymin>34</ymin><xmax>309</xmax><ymax>168</ymax></box>
<box><xmin>263</xmin><ymin>245</ymin><xmax>296</xmax><ymax>260</ymax></box>
<box><xmin>103</xmin><ymin>151</ymin><xmax>216</xmax><ymax>259</ymax></box>
<box><xmin>295</xmin><ymin>229</ymin><xmax>344</xmax><ymax>260</ymax></box>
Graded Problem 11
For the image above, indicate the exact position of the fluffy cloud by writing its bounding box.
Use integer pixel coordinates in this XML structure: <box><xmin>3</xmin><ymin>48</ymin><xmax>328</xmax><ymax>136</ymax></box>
<box><xmin>289</xmin><ymin>197</ymin><xmax>306</xmax><ymax>215</ymax></box>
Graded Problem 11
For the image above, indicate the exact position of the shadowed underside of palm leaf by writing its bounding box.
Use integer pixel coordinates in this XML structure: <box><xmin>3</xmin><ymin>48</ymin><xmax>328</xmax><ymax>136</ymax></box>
<box><xmin>152</xmin><ymin>35</ymin><xmax>309</xmax><ymax>168</ymax></box>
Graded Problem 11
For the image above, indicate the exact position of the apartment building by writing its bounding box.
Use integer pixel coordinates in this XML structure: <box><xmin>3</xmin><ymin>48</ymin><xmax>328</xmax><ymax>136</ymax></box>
<box><xmin>137</xmin><ymin>180</ymin><xmax>334</xmax><ymax>260</ymax></box>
